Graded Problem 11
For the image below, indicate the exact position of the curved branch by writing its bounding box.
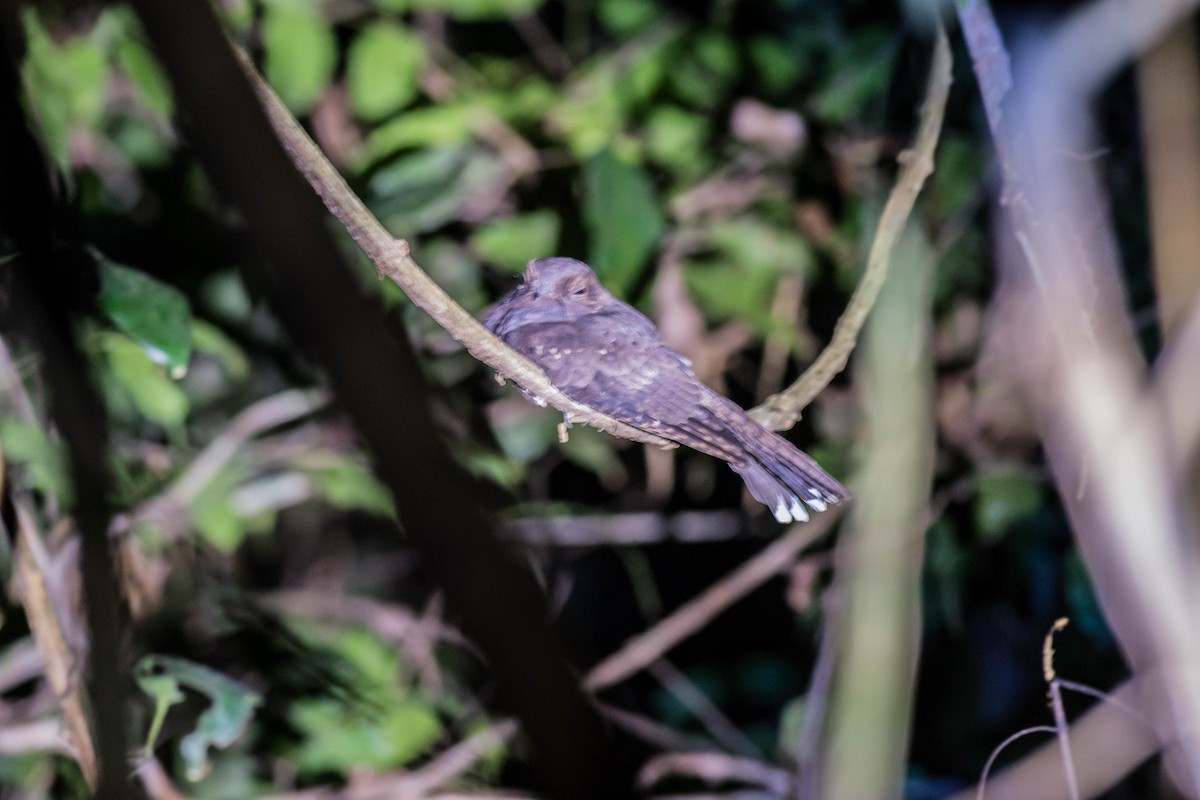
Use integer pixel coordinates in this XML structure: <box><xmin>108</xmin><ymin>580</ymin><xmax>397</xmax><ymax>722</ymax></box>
<box><xmin>231</xmin><ymin>46</ymin><xmax>674</xmax><ymax>450</ymax></box>
<box><xmin>748</xmin><ymin>29</ymin><xmax>952</xmax><ymax>431</ymax></box>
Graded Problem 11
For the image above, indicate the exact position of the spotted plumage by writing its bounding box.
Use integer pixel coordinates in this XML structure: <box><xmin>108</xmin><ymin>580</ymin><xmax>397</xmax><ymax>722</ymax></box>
<box><xmin>486</xmin><ymin>257</ymin><xmax>848</xmax><ymax>523</ymax></box>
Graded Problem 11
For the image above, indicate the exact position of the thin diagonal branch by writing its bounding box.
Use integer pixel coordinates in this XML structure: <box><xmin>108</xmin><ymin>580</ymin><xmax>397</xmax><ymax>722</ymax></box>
<box><xmin>583</xmin><ymin>507</ymin><xmax>841</xmax><ymax>691</ymax></box>
<box><xmin>748</xmin><ymin>29</ymin><xmax>952</xmax><ymax>431</ymax></box>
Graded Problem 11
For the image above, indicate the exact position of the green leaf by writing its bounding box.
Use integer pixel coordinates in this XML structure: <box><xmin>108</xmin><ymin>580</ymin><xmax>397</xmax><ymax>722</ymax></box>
<box><xmin>471</xmin><ymin>211</ymin><xmax>560</xmax><ymax>272</ymax></box>
<box><xmin>135</xmin><ymin>655</ymin><xmax>262</xmax><ymax>782</ymax></box>
<box><xmin>749</xmin><ymin>38</ymin><xmax>803</xmax><ymax>95</ymax></box>
<box><xmin>0</xmin><ymin>419</ymin><xmax>70</xmax><ymax>501</ymax></box>
<box><xmin>307</xmin><ymin>461</ymin><xmax>396</xmax><ymax>517</ymax></box>
<box><xmin>262</xmin><ymin>5</ymin><xmax>336</xmax><ymax>113</ymax></box>
<box><xmin>102</xmin><ymin>334</ymin><xmax>189</xmax><ymax>427</ymax></box>
<box><xmin>191</xmin><ymin>320</ymin><xmax>250</xmax><ymax>383</ymax></box>
<box><xmin>288</xmin><ymin>629</ymin><xmax>442</xmax><ymax>776</ymax></box>
<box><xmin>21</xmin><ymin>9</ymin><xmax>109</xmax><ymax>168</ymax></box>
<box><xmin>599</xmin><ymin>0</ymin><xmax>658</xmax><ymax>35</ymax></box>
<box><xmin>583</xmin><ymin>150</ymin><xmax>664</xmax><ymax>296</ymax></box>
<box><xmin>98</xmin><ymin>258</ymin><xmax>192</xmax><ymax>373</ymax></box>
<box><xmin>346</xmin><ymin>23</ymin><xmax>426</xmax><ymax>121</ymax></box>
<box><xmin>974</xmin><ymin>472</ymin><xmax>1042</xmax><ymax>539</ymax></box>
<box><xmin>812</xmin><ymin>29</ymin><xmax>897</xmax><ymax>123</ymax></box>
<box><xmin>291</xmin><ymin>698</ymin><xmax>441</xmax><ymax>775</ymax></box>
<box><xmin>367</xmin><ymin>146</ymin><xmax>507</xmax><ymax>235</ymax></box>
<box><xmin>558</xmin><ymin>426</ymin><xmax>626</xmax><ymax>486</ymax></box>
<box><xmin>644</xmin><ymin>106</ymin><xmax>706</xmax><ymax>174</ymax></box>
<box><xmin>115</xmin><ymin>37</ymin><xmax>173</xmax><ymax>118</ymax></box>
<box><xmin>358</xmin><ymin>105</ymin><xmax>474</xmax><ymax>165</ymax></box>
<box><xmin>492</xmin><ymin>412</ymin><xmax>557</xmax><ymax>465</ymax></box>
<box><xmin>405</xmin><ymin>0</ymin><xmax>545</xmax><ymax>21</ymax></box>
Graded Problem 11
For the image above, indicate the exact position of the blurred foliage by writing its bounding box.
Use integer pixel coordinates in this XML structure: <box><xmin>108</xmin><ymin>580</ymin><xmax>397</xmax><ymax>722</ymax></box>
<box><xmin>0</xmin><ymin>0</ymin><xmax>1144</xmax><ymax>797</ymax></box>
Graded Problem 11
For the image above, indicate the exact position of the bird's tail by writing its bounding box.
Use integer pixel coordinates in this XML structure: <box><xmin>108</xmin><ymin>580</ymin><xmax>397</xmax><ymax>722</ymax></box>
<box><xmin>724</xmin><ymin>410</ymin><xmax>848</xmax><ymax>524</ymax></box>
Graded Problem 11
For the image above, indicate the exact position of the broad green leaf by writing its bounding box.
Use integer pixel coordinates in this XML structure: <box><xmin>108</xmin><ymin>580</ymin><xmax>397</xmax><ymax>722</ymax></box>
<box><xmin>708</xmin><ymin>219</ymin><xmax>814</xmax><ymax>279</ymax></box>
<box><xmin>358</xmin><ymin>105</ymin><xmax>474</xmax><ymax>166</ymax></box>
<box><xmin>0</xmin><ymin>419</ymin><xmax>70</xmax><ymax>501</ymax></box>
<box><xmin>307</xmin><ymin>461</ymin><xmax>396</xmax><ymax>517</ymax></box>
<box><xmin>98</xmin><ymin>259</ymin><xmax>192</xmax><ymax>373</ymax></box>
<box><xmin>471</xmin><ymin>211</ymin><xmax>560</xmax><ymax>272</ymax></box>
<box><xmin>558</xmin><ymin>426</ymin><xmax>626</xmax><ymax>486</ymax></box>
<box><xmin>583</xmin><ymin>150</ymin><xmax>664</xmax><ymax>296</ymax></box>
<box><xmin>346</xmin><ymin>23</ymin><xmax>426</xmax><ymax>122</ymax></box>
<box><xmin>188</xmin><ymin>465</ymin><xmax>247</xmax><ymax>551</ymax></box>
<box><xmin>291</xmin><ymin>698</ymin><xmax>441</xmax><ymax>775</ymax></box>
<box><xmin>135</xmin><ymin>655</ymin><xmax>262</xmax><ymax>782</ymax></box>
<box><xmin>191</xmin><ymin>320</ymin><xmax>250</xmax><ymax>383</ymax></box>
<box><xmin>645</xmin><ymin>106</ymin><xmax>706</xmax><ymax>174</ymax></box>
<box><xmin>367</xmin><ymin>146</ymin><xmax>506</xmax><ymax>235</ymax></box>
<box><xmin>974</xmin><ymin>472</ymin><xmax>1042</xmax><ymax>539</ymax></box>
<box><xmin>262</xmin><ymin>6</ymin><xmax>336</xmax><ymax>113</ymax></box>
<box><xmin>812</xmin><ymin>29</ymin><xmax>897</xmax><ymax>123</ymax></box>
<box><xmin>693</xmin><ymin>32</ymin><xmax>737</xmax><ymax>79</ymax></box>
<box><xmin>749</xmin><ymin>38</ymin><xmax>803</xmax><ymax>94</ymax></box>
<box><xmin>102</xmin><ymin>334</ymin><xmax>189</xmax><ymax>427</ymax></box>
<box><xmin>493</xmin><ymin>411</ymin><xmax>556</xmax><ymax>464</ymax></box>
<box><xmin>404</xmin><ymin>0</ymin><xmax>544</xmax><ymax>21</ymax></box>
<box><xmin>288</xmin><ymin>629</ymin><xmax>441</xmax><ymax>775</ymax></box>
<box><xmin>599</xmin><ymin>0</ymin><xmax>658</xmax><ymax>35</ymax></box>
<box><xmin>21</xmin><ymin>9</ymin><xmax>109</xmax><ymax>167</ymax></box>
<box><xmin>115</xmin><ymin>37</ymin><xmax>173</xmax><ymax>118</ymax></box>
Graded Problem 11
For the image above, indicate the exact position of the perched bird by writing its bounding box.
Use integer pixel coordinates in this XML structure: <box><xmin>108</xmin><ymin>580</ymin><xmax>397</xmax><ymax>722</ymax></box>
<box><xmin>486</xmin><ymin>257</ymin><xmax>848</xmax><ymax>523</ymax></box>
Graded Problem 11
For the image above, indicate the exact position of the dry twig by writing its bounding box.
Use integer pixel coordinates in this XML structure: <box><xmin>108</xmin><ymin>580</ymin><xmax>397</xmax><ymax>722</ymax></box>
<box><xmin>584</xmin><ymin>507</ymin><xmax>842</xmax><ymax>691</ymax></box>
<box><xmin>748</xmin><ymin>28</ymin><xmax>952</xmax><ymax>431</ymax></box>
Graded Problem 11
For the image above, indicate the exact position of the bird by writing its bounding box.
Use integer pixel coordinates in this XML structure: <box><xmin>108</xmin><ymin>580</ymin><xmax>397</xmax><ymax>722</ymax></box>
<box><xmin>485</xmin><ymin>257</ymin><xmax>848</xmax><ymax>523</ymax></box>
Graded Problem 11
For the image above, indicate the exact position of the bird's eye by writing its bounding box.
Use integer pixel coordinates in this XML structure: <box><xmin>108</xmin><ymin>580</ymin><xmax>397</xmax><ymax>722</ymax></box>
<box><xmin>572</xmin><ymin>287</ymin><xmax>587</xmax><ymax>297</ymax></box>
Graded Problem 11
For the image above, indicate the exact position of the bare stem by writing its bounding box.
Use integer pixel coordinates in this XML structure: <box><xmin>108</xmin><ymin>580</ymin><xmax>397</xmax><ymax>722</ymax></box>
<box><xmin>748</xmin><ymin>28</ymin><xmax>952</xmax><ymax>431</ymax></box>
<box><xmin>584</xmin><ymin>507</ymin><xmax>841</xmax><ymax>691</ymax></box>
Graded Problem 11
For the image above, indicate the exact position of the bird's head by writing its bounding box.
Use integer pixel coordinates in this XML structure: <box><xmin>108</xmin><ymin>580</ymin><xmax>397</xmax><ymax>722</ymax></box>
<box><xmin>486</xmin><ymin>257</ymin><xmax>612</xmax><ymax>335</ymax></box>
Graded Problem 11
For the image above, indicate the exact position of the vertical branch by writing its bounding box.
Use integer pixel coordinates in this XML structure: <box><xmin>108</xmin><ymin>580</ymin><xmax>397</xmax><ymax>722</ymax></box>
<box><xmin>1136</xmin><ymin>22</ymin><xmax>1200</xmax><ymax>338</ymax></box>
<box><xmin>815</xmin><ymin>31</ymin><xmax>947</xmax><ymax>799</ymax></box>
<box><xmin>0</xmin><ymin>15</ymin><xmax>131</xmax><ymax>799</ymax></box>
<box><xmin>818</xmin><ymin>224</ymin><xmax>938</xmax><ymax>799</ymax></box>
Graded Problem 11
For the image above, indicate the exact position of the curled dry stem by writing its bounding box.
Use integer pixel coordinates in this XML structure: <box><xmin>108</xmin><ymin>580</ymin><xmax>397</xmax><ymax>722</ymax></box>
<box><xmin>748</xmin><ymin>28</ymin><xmax>953</xmax><ymax>431</ymax></box>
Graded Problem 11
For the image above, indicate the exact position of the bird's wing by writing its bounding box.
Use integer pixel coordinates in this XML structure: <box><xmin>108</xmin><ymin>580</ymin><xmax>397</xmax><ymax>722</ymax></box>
<box><xmin>502</xmin><ymin>311</ymin><xmax>745</xmax><ymax>462</ymax></box>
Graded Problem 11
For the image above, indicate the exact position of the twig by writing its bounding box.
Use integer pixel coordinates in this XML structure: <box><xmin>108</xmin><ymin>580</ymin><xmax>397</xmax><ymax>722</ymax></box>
<box><xmin>583</xmin><ymin>507</ymin><xmax>841</xmax><ymax>691</ymax></box>
<box><xmin>498</xmin><ymin>510</ymin><xmax>747</xmax><ymax>546</ymax></box>
<box><xmin>637</xmin><ymin>751</ymin><xmax>793</xmax><ymax>795</ymax></box>
<box><xmin>257</xmin><ymin>589</ymin><xmax>471</xmax><ymax>649</ymax></box>
<box><xmin>0</xmin><ymin>638</ymin><xmax>44</xmax><ymax>694</ymax></box>
<box><xmin>1043</xmin><ymin>619</ymin><xmax>1080</xmax><ymax>800</ymax></box>
<box><xmin>10</xmin><ymin>504</ymin><xmax>96</xmax><ymax>787</ymax></box>
<box><xmin>596</xmin><ymin>702</ymin><xmax>715</xmax><ymax>752</ymax></box>
<box><xmin>230</xmin><ymin>45</ymin><xmax>674</xmax><ymax>451</ymax></box>
<box><xmin>648</xmin><ymin>659</ymin><xmax>760</xmax><ymax>757</ymax></box>
<box><xmin>748</xmin><ymin>28</ymin><xmax>952</xmax><ymax>431</ymax></box>
<box><xmin>136</xmin><ymin>758</ymin><xmax>192</xmax><ymax>800</ymax></box>
<box><xmin>0</xmin><ymin>717</ymin><xmax>76</xmax><ymax>757</ymax></box>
